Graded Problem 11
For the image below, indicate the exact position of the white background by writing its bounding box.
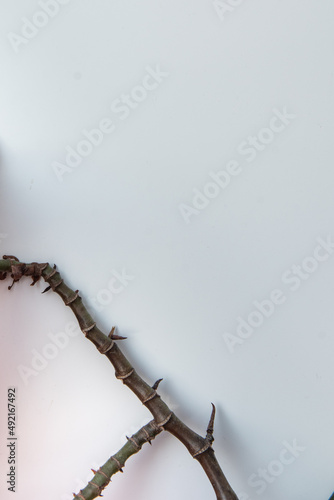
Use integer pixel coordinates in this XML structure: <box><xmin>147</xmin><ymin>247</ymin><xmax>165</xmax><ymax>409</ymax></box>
<box><xmin>0</xmin><ymin>1</ymin><xmax>334</xmax><ymax>499</ymax></box>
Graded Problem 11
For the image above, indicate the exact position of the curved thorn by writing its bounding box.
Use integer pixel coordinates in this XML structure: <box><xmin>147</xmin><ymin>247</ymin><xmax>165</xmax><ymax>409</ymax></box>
<box><xmin>152</xmin><ymin>378</ymin><xmax>163</xmax><ymax>391</ymax></box>
<box><xmin>108</xmin><ymin>326</ymin><xmax>126</xmax><ymax>340</ymax></box>
<box><xmin>3</xmin><ymin>255</ymin><xmax>19</xmax><ymax>261</ymax></box>
<box><xmin>206</xmin><ymin>403</ymin><xmax>216</xmax><ymax>437</ymax></box>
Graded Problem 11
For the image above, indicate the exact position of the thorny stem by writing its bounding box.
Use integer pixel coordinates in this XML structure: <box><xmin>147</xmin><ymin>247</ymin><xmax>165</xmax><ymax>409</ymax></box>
<box><xmin>73</xmin><ymin>420</ymin><xmax>163</xmax><ymax>500</ymax></box>
<box><xmin>0</xmin><ymin>257</ymin><xmax>239</xmax><ymax>500</ymax></box>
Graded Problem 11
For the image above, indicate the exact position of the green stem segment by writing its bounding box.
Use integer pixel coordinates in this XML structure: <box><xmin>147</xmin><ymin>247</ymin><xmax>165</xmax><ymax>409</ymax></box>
<box><xmin>0</xmin><ymin>257</ymin><xmax>239</xmax><ymax>500</ymax></box>
<box><xmin>74</xmin><ymin>420</ymin><xmax>162</xmax><ymax>500</ymax></box>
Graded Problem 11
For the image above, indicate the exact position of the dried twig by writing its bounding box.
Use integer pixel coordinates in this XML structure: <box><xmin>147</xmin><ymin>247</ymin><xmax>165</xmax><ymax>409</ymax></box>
<box><xmin>74</xmin><ymin>420</ymin><xmax>162</xmax><ymax>500</ymax></box>
<box><xmin>0</xmin><ymin>257</ymin><xmax>238</xmax><ymax>500</ymax></box>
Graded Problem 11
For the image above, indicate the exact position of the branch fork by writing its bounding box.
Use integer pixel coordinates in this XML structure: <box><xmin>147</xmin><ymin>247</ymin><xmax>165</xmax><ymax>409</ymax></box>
<box><xmin>0</xmin><ymin>256</ymin><xmax>239</xmax><ymax>500</ymax></box>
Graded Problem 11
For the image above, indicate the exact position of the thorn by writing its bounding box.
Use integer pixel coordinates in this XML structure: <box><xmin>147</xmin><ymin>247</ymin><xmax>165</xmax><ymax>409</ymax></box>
<box><xmin>108</xmin><ymin>326</ymin><xmax>116</xmax><ymax>338</ymax></box>
<box><xmin>206</xmin><ymin>403</ymin><xmax>216</xmax><ymax>442</ymax></box>
<box><xmin>8</xmin><ymin>279</ymin><xmax>16</xmax><ymax>290</ymax></box>
<box><xmin>207</xmin><ymin>403</ymin><xmax>216</xmax><ymax>435</ymax></box>
<box><xmin>73</xmin><ymin>494</ymin><xmax>76</xmax><ymax>498</ymax></box>
<box><xmin>91</xmin><ymin>469</ymin><xmax>97</xmax><ymax>474</ymax></box>
<box><xmin>3</xmin><ymin>255</ymin><xmax>19</xmax><ymax>261</ymax></box>
<box><xmin>42</xmin><ymin>285</ymin><xmax>51</xmax><ymax>294</ymax></box>
<box><xmin>108</xmin><ymin>326</ymin><xmax>126</xmax><ymax>340</ymax></box>
<box><xmin>152</xmin><ymin>378</ymin><xmax>163</xmax><ymax>391</ymax></box>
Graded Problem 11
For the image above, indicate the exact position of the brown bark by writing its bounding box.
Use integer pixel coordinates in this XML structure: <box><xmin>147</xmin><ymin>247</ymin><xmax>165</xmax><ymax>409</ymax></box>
<box><xmin>0</xmin><ymin>257</ymin><xmax>239</xmax><ymax>500</ymax></box>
